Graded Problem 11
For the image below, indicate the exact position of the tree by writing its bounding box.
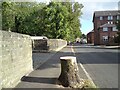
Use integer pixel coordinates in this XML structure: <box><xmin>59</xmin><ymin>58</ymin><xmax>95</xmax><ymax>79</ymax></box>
<box><xmin>72</xmin><ymin>2</ymin><xmax>83</xmax><ymax>39</ymax></box>
<box><xmin>61</xmin><ymin>2</ymin><xmax>83</xmax><ymax>41</ymax></box>
<box><xmin>40</xmin><ymin>2</ymin><xmax>69</xmax><ymax>39</ymax></box>
<box><xmin>81</xmin><ymin>34</ymin><xmax>86</xmax><ymax>39</ymax></box>
<box><xmin>2</xmin><ymin>1</ymin><xmax>83</xmax><ymax>41</ymax></box>
<box><xmin>114</xmin><ymin>20</ymin><xmax>120</xmax><ymax>44</ymax></box>
<box><xmin>2</xmin><ymin>2</ymin><xmax>46</xmax><ymax>34</ymax></box>
<box><xmin>2</xmin><ymin>2</ymin><xmax>15</xmax><ymax>31</ymax></box>
<box><xmin>0</xmin><ymin>1</ymin><xmax>2</xmax><ymax>29</ymax></box>
<box><xmin>17</xmin><ymin>2</ymin><xmax>46</xmax><ymax>35</ymax></box>
<box><xmin>58</xmin><ymin>56</ymin><xmax>83</xmax><ymax>88</ymax></box>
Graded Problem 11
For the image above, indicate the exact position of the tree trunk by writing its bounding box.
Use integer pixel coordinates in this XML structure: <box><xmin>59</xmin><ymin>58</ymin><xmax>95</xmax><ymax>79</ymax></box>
<box><xmin>58</xmin><ymin>56</ymin><xmax>83</xmax><ymax>88</ymax></box>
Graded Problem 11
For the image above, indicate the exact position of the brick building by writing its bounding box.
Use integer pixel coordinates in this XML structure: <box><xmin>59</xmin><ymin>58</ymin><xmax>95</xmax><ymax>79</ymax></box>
<box><xmin>87</xmin><ymin>30</ymin><xmax>94</xmax><ymax>44</ymax></box>
<box><xmin>93</xmin><ymin>10</ymin><xmax>119</xmax><ymax>45</ymax></box>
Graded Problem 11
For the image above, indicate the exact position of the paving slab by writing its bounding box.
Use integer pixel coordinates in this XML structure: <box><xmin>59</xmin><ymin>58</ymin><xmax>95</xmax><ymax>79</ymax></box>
<box><xmin>32</xmin><ymin>52</ymin><xmax>55</xmax><ymax>69</ymax></box>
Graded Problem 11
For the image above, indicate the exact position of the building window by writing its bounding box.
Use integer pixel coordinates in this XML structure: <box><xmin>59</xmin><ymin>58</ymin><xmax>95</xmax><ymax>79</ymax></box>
<box><xmin>111</xmin><ymin>21</ymin><xmax>113</xmax><ymax>24</ymax></box>
<box><xmin>108</xmin><ymin>16</ymin><xmax>113</xmax><ymax>20</ymax></box>
<box><xmin>103</xmin><ymin>27</ymin><xmax>108</xmax><ymax>31</ymax></box>
<box><xmin>107</xmin><ymin>21</ymin><xmax>113</xmax><ymax>24</ymax></box>
<box><xmin>116</xmin><ymin>21</ymin><xmax>119</xmax><ymax>23</ymax></box>
<box><xmin>117</xmin><ymin>15</ymin><xmax>119</xmax><ymax>20</ymax></box>
<box><xmin>112</xmin><ymin>27</ymin><xmax>118</xmax><ymax>31</ymax></box>
<box><xmin>102</xmin><ymin>36</ymin><xmax>108</xmax><ymax>41</ymax></box>
<box><xmin>100</xmin><ymin>16</ymin><xmax>103</xmax><ymax>20</ymax></box>
<box><xmin>107</xmin><ymin>21</ymin><xmax>110</xmax><ymax>24</ymax></box>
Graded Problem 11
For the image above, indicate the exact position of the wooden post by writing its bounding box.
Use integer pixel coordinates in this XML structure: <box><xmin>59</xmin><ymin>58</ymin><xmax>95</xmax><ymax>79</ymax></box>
<box><xmin>58</xmin><ymin>56</ymin><xmax>84</xmax><ymax>88</ymax></box>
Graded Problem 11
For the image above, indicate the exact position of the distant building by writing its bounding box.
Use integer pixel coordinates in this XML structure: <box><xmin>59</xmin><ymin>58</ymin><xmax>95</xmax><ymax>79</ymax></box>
<box><xmin>93</xmin><ymin>10</ymin><xmax>119</xmax><ymax>45</ymax></box>
<box><xmin>80</xmin><ymin>38</ymin><xmax>87</xmax><ymax>44</ymax></box>
<box><xmin>76</xmin><ymin>37</ymin><xmax>80</xmax><ymax>43</ymax></box>
<box><xmin>87</xmin><ymin>30</ymin><xmax>94</xmax><ymax>44</ymax></box>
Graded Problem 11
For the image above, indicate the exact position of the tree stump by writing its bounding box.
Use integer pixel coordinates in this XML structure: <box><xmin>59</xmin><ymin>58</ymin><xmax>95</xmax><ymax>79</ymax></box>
<box><xmin>58</xmin><ymin>56</ymin><xmax>84</xmax><ymax>88</ymax></box>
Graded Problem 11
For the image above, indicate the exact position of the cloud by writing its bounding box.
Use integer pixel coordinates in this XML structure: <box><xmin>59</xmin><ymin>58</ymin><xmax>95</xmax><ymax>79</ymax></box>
<box><xmin>81</xmin><ymin>2</ymin><xmax>118</xmax><ymax>21</ymax></box>
<box><xmin>75</xmin><ymin>0</ymin><xmax>119</xmax><ymax>3</ymax></box>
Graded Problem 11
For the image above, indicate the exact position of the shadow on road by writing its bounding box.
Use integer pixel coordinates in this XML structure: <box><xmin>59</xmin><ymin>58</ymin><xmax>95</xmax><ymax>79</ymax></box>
<box><xmin>33</xmin><ymin>46</ymin><xmax>119</xmax><ymax>71</ymax></box>
<box><xmin>75</xmin><ymin>52</ymin><xmax>119</xmax><ymax>64</ymax></box>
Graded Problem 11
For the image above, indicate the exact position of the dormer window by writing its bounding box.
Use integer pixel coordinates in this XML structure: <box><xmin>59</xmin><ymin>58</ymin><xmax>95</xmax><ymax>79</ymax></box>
<box><xmin>100</xmin><ymin>16</ymin><xmax>103</xmax><ymax>20</ymax></box>
<box><xmin>103</xmin><ymin>27</ymin><xmax>108</xmax><ymax>31</ymax></box>
<box><xmin>111</xmin><ymin>21</ymin><xmax>113</xmax><ymax>24</ymax></box>
<box><xmin>108</xmin><ymin>16</ymin><xmax>113</xmax><ymax>20</ymax></box>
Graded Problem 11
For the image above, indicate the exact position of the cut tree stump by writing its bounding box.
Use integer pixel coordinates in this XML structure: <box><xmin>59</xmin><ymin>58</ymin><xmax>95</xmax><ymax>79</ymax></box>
<box><xmin>58</xmin><ymin>56</ymin><xmax>84</xmax><ymax>88</ymax></box>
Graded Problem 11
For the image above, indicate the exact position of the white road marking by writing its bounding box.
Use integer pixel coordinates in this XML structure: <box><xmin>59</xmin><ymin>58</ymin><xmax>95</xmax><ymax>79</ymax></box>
<box><xmin>71</xmin><ymin>46</ymin><xmax>75</xmax><ymax>56</ymax></box>
<box><xmin>71</xmin><ymin>45</ymin><xmax>96</xmax><ymax>87</ymax></box>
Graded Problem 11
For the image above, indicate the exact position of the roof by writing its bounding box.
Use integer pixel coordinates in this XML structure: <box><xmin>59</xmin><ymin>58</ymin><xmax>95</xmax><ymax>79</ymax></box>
<box><xmin>87</xmin><ymin>30</ymin><xmax>94</xmax><ymax>35</ymax></box>
<box><xmin>100</xmin><ymin>23</ymin><xmax>116</xmax><ymax>28</ymax></box>
<box><xmin>91</xmin><ymin>30</ymin><xmax>94</xmax><ymax>32</ymax></box>
<box><xmin>94</xmin><ymin>10</ymin><xmax>120</xmax><ymax>17</ymax></box>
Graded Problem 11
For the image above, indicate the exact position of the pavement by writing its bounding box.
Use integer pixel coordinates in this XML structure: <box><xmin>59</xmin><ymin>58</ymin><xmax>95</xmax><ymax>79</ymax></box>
<box><xmin>73</xmin><ymin>43</ymin><xmax>120</xmax><ymax>49</ymax></box>
<box><xmin>98</xmin><ymin>45</ymin><xmax>120</xmax><ymax>49</ymax></box>
<box><xmin>15</xmin><ymin>46</ymin><xmax>88</xmax><ymax>89</ymax></box>
<box><xmin>32</xmin><ymin>52</ymin><xmax>55</xmax><ymax>69</ymax></box>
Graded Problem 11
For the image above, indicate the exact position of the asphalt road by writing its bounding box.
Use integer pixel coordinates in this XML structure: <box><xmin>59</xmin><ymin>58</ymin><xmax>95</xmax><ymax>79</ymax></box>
<box><xmin>73</xmin><ymin>44</ymin><xmax>119</xmax><ymax>88</ymax></box>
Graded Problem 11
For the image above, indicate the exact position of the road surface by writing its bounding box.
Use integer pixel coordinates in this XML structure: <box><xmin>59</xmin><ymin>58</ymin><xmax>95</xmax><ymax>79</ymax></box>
<box><xmin>73</xmin><ymin>44</ymin><xmax>119</xmax><ymax>88</ymax></box>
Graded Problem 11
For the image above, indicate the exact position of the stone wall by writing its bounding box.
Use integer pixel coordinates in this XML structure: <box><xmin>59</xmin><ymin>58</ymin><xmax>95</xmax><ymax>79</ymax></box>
<box><xmin>32</xmin><ymin>39</ymin><xmax>49</xmax><ymax>52</ymax></box>
<box><xmin>0</xmin><ymin>31</ymin><xmax>2</xmax><ymax>90</ymax></box>
<box><xmin>0</xmin><ymin>30</ymin><xmax>33</xmax><ymax>89</ymax></box>
<box><xmin>32</xmin><ymin>39</ymin><xmax>67</xmax><ymax>52</ymax></box>
<box><xmin>32</xmin><ymin>39</ymin><xmax>67</xmax><ymax>70</ymax></box>
<box><xmin>48</xmin><ymin>39</ymin><xmax>67</xmax><ymax>51</ymax></box>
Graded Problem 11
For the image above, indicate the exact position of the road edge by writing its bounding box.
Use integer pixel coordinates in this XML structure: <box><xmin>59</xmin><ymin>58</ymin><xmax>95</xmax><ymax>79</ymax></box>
<box><xmin>71</xmin><ymin>45</ymin><xmax>97</xmax><ymax>88</ymax></box>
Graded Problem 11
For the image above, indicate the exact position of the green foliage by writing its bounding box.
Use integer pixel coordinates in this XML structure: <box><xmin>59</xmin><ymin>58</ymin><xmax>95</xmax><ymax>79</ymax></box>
<box><xmin>81</xmin><ymin>34</ymin><xmax>86</xmax><ymax>39</ymax></box>
<box><xmin>2</xmin><ymin>1</ymin><xmax>83</xmax><ymax>41</ymax></box>
<box><xmin>2</xmin><ymin>2</ymin><xmax>46</xmax><ymax>33</ymax></box>
<box><xmin>40</xmin><ymin>2</ymin><xmax>69</xmax><ymax>39</ymax></box>
<box><xmin>116</xmin><ymin>20</ymin><xmax>120</xmax><ymax>30</ymax></box>
<box><xmin>62</xmin><ymin>2</ymin><xmax>83</xmax><ymax>41</ymax></box>
<box><xmin>114</xmin><ymin>20</ymin><xmax>120</xmax><ymax>44</ymax></box>
<box><xmin>0</xmin><ymin>1</ymin><xmax>2</xmax><ymax>29</ymax></box>
<box><xmin>2</xmin><ymin>2</ymin><xmax>15</xmax><ymax>31</ymax></box>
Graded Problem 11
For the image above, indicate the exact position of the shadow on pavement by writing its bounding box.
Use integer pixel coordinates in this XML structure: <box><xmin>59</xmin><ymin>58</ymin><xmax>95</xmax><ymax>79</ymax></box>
<box><xmin>36</xmin><ymin>48</ymin><xmax>74</xmax><ymax>70</ymax></box>
<box><xmin>21</xmin><ymin>76</ymin><xmax>57</xmax><ymax>84</ymax></box>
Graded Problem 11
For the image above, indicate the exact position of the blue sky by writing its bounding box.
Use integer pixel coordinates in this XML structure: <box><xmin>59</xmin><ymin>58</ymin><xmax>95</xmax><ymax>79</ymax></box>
<box><xmin>36</xmin><ymin>0</ymin><xmax>119</xmax><ymax>34</ymax></box>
